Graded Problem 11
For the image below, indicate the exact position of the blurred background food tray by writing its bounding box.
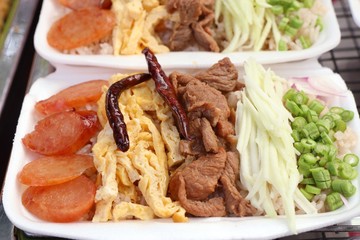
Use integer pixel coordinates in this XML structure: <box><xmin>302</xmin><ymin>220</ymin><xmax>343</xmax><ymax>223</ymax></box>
<box><xmin>0</xmin><ymin>0</ymin><xmax>17</xmax><ymax>50</ymax></box>
<box><xmin>0</xmin><ymin>0</ymin><xmax>39</xmax><ymax>114</ymax></box>
<box><xmin>348</xmin><ymin>0</ymin><xmax>360</xmax><ymax>27</ymax></box>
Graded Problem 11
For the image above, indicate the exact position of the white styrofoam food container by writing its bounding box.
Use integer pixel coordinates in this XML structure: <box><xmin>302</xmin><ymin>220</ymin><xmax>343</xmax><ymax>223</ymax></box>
<box><xmin>34</xmin><ymin>0</ymin><xmax>340</xmax><ymax>70</ymax></box>
<box><xmin>3</xmin><ymin>61</ymin><xmax>360</xmax><ymax>240</ymax></box>
<box><xmin>349</xmin><ymin>0</ymin><xmax>360</xmax><ymax>27</ymax></box>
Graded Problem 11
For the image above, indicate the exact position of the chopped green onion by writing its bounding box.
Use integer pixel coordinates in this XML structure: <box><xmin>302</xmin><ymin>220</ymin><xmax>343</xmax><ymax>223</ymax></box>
<box><xmin>300</xmin><ymin>138</ymin><xmax>316</xmax><ymax>152</ymax></box>
<box><xmin>298</xmin><ymin>164</ymin><xmax>312</xmax><ymax>177</ymax></box>
<box><xmin>325</xmin><ymin>145</ymin><xmax>337</xmax><ymax>162</ymax></box>
<box><xmin>314</xmin><ymin>180</ymin><xmax>331</xmax><ymax>189</ymax></box>
<box><xmin>303</xmin><ymin>0</ymin><xmax>314</xmax><ymax>8</ymax></box>
<box><xmin>289</xmin><ymin>16</ymin><xmax>303</xmax><ymax>29</ymax></box>
<box><xmin>294</xmin><ymin>142</ymin><xmax>307</xmax><ymax>153</ymax></box>
<box><xmin>283</xmin><ymin>88</ymin><xmax>297</xmax><ymax>102</ymax></box>
<box><xmin>325</xmin><ymin>192</ymin><xmax>344</xmax><ymax>211</ymax></box>
<box><xmin>349</xmin><ymin>170</ymin><xmax>358</xmax><ymax>180</ymax></box>
<box><xmin>343</xmin><ymin>153</ymin><xmax>359</xmax><ymax>167</ymax></box>
<box><xmin>300</xmin><ymin>104</ymin><xmax>310</xmax><ymax>115</ymax></box>
<box><xmin>299</xmin><ymin>35</ymin><xmax>311</xmax><ymax>49</ymax></box>
<box><xmin>286</xmin><ymin>7</ymin><xmax>296</xmax><ymax>15</ymax></box>
<box><xmin>267</xmin><ymin>0</ymin><xmax>280</xmax><ymax>4</ymax></box>
<box><xmin>284</xmin><ymin>87</ymin><xmax>358</xmax><ymax>212</ymax></box>
<box><xmin>328</xmin><ymin>130</ymin><xmax>336</xmax><ymax>141</ymax></box>
<box><xmin>278</xmin><ymin>17</ymin><xmax>289</xmax><ymax>31</ymax></box>
<box><xmin>300</xmin><ymin>187</ymin><xmax>314</xmax><ymax>201</ymax></box>
<box><xmin>279</xmin><ymin>0</ymin><xmax>293</xmax><ymax>7</ymax></box>
<box><xmin>285</xmin><ymin>100</ymin><xmax>302</xmax><ymax>116</ymax></box>
<box><xmin>330</xmin><ymin>107</ymin><xmax>344</xmax><ymax>114</ymax></box>
<box><xmin>321</xmin><ymin>115</ymin><xmax>336</xmax><ymax>129</ymax></box>
<box><xmin>291</xmin><ymin>130</ymin><xmax>301</xmax><ymax>142</ymax></box>
<box><xmin>307</xmin><ymin>99</ymin><xmax>325</xmax><ymax>114</ymax></box>
<box><xmin>314</xmin><ymin>142</ymin><xmax>330</xmax><ymax>156</ymax></box>
<box><xmin>326</xmin><ymin>161</ymin><xmax>339</xmax><ymax>176</ymax></box>
<box><xmin>331</xmin><ymin>179</ymin><xmax>356</xmax><ymax>197</ymax></box>
<box><xmin>340</xmin><ymin>110</ymin><xmax>354</xmax><ymax>122</ymax></box>
<box><xmin>301</xmin><ymin>177</ymin><xmax>315</xmax><ymax>185</ymax></box>
<box><xmin>316</xmin><ymin>119</ymin><xmax>332</xmax><ymax>133</ymax></box>
<box><xmin>305</xmin><ymin>184</ymin><xmax>321</xmax><ymax>195</ymax></box>
<box><xmin>291</xmin><ymin>116</ymin><xmax>307</xmax><ymax>129</ymax></box>
<box><xmin>321</xmin><ymin>132</ymin><xmax>333</xmax><ymax>145</ymax></box>
<box><xmin>298</xmin><ymin>156</ymin><xmax>313</xmax><ymax>167</ymax></box>
<box><xmin>310</xmin><ymin>167</ymin><xmax>331</xmax><ymax>189</ymax></box>
<box><xmin>291</xmin><ymin>91</ymin><xmax>309</xmax><ymax>105</ymax></box>
<box><xmin>284</xmin><ymin>25</ymin><xmax>298</xmax><ymax>37</ymax></box>
<box><xmin>271</xmin><ymin>5</ymin><xmax>284</xmax><ymax>15</ymax></box>
<box><xmin>300</xmin><ymin>152</ymin><xmax>318</xmax><ymax>164</ymax></box>
<box><xmin>291</xmin><ymin>0</ymin><xmax>303</xmax><ymax>10</ymax></box>
<box><xmin>318</xmin><ymin>156</ymin><xmax>328</xmax><ymax>167</ymax></box>
<box><xmin>316</xmin><ymin>17</ymin><xmax>323</xmax><ymax>31</ymax></box>
<box><xmin>334</xmin><ymin>119</ymin><xmax>347</xmax><ymax>132</ymax></box>
<box><xmin>338</xmin><ymin>162</ymin><xmax>355</xmax><ymax>180</ymax></box>
<box><xmin>302</xmin><ymin>122</ymin><xmax>319</xmax><ymax>139</ymax></box>
<box><xmin>306</xmin><ymin>109</ymin><xmax>318</xmax><ymax>123</ymax></box>
<box><xmin>325</xmin><ymin>112</ymin><xmax>342</xmax><ymax>121</ymax></box>
<box><xmin>278</xmin><ymin>39</ymin><xmax>288</xmax><ymax>51</ymax></box>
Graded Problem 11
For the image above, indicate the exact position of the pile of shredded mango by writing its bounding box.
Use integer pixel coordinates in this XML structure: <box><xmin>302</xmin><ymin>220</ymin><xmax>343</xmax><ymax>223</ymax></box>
<box><xmin>111</xmin><ymin>0</ymin><xmax>169</xmax><ymax>55</ymax></box>
<box><xmin>92</xmin><ymin>73</ymin><xmax>186</xmax><ymax>222</ymax></box>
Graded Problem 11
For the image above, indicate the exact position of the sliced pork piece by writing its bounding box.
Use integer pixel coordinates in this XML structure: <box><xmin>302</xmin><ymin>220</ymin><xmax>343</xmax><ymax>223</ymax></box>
<box><xmin>191</xmin><ymin>4</ymin><xmax>219</xmax><ymax>52</ymax></box>
<box><xmin>169</xmin><ymin>71</ymin><xmax>197</xmax><ymax>94</ymax></box>
<box><xmin>220</xmin><ymin>152</ymin><xmax>257</xmax><ymax>216</ymax></box>
<box><xmin>169</xmin><ymin>149</ymin><xmax>226</xmax><ymax>201</ymax></box>
<box><xmin>181</xmin><ymin>80</ymin><xmax>229</xmax><ymax>126</ymax></box>
<box><xmin>178</xmin><ymin>117</ymin><xmax>206</xmax><ymax>156</ymax></box>
<box><xmin>164</xmin><ymin>0</ymin><xmax>219</xmax><ymax>51</ymax></box>
<box><xmin>178</xmin><ymin>117</ymin><xmax>223</xmax><ymax>156</ymax></box>
<box><xmin>194</xmin><ymin>57</ymin><xmax>238</xmax><ymax>92</ymax></box>
<box><xmin>179</xmin><ymin>139</ymin><xmax>205</xmax><ymax>156</ymax></box>
<box><xmin>200</xmin><ymin>118</ymin><xmax>219</xmax><ymax>153</ymax></box>
<box><xmin>168</xmin><ymin>25</ymin><xmax>193</xmax><ymax>51</ymax></box>
<box><xmin>177</xmin><ymin>174</ymin><xmax>226</xmax><ymax>217</ymax></box>
<box><xmin>166</xmin><ymin>0</ymin><xmax>201</xmax><ymax>50</ymax></box>
<box><xmin>166</xmin><ymin>0</ymin><xmax>202</xmax><ymax>21</ymax></box>
<box><xmin>215</xmin><ymin>119</ymin><xmax>235</xmax><ymax>138</ymax></box>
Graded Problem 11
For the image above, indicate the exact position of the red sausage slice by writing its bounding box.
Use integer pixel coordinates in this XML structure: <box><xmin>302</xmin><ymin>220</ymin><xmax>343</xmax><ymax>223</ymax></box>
<box><xmin>18</xmin><ymin>154</ymin><xmax>95</xmax><ymax>186</ymax></box>
<box><xmin>47</xmin><ymin>8</ymin><xmax>115</xmax><ymax>51</ymax></box>
<box><xmin>57</xmin><ymin>0</ymin><xmax>112</xmax><ymax>10</ymax></box>
<box><xmin>22</xmin><ymin>175</ymin><xmax>96</xmax><ymax>222</ymax></box>
<box><xmin>22</xmin><ymin>111</ymin><xmax>100</xmax><ymax>155</ymax></box>
<box><xmin>35</xmin><ymin>80</ymin><xmax>107</xmax><ymax>116</ymax></box>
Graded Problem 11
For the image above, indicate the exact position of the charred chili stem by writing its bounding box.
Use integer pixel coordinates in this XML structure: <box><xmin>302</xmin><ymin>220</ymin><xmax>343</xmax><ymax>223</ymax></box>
<box><xmin>142</xmin><ymin>47</ymin><xmax>191</xmax><ymax>140</ymax></box>
<box><xmin>106</xmin><ymin>73</ymin><xmax>152</xmax><ymax>151</ymax></box>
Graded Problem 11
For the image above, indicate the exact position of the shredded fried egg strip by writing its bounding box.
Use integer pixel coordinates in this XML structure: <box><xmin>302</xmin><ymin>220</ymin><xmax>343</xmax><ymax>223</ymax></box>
<box><xmin>92</xmin><ymin>74</ymin><xmax>186</xmax><ymax>222</ymax></box>
<box><xmin>111</xmin><ymin>0</ymin><xmax>169</xmax><ymax>55</ymax></box>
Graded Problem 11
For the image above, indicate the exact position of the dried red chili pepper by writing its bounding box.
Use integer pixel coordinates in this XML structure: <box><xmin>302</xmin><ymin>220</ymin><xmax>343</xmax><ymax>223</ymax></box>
<box><xmin>106</xmin><ymin>73</ymin><xmax>152</xmax><ymax>151</ymax></box>
<box><xmin>142</xmin><ymin>47</ymin><xmax>191</xmax><ymax>140</ymax></box>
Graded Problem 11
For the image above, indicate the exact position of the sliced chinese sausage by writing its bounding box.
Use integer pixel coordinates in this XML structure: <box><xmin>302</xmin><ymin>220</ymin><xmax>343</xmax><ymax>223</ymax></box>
<box><xmin>22</xmin><ymin>111</ymin><xmax>100</xmax><ymax>155</ymax></box>
<box><xmin>22</xmin><ymin>175</ymin><xmax>96</xmax><ymax>222</ymax></box>
<box><xmin>57</xmin><ymin>0</ymin><xmax>112</xmax><ymax>10</ymax></box>
<box><xmin>77</xmin><ymin>110</ymin><xmax>102</xmax><ymax>129</ymax></box>
<box><xmin>18</xmin><ymin>154</ymin><xmax>95</xmax><ymax>186</ymax></box>
<box><xmin>47</xmin><ymin>8</ymin><xmax>115</xmax><ymax>51</ymax></box>
<box><xmin>35</xmin><ymin>80</ymin><xmax>107</xmax><ymax>116</ymax></box>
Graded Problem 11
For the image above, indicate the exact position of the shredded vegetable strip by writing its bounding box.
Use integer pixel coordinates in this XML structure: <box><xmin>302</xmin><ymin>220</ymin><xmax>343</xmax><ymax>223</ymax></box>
<box><xmin>236</xmin><ymin>60</ymin><xmax>317</xmax><ymax>233</ymax></box>
<box><xmin>215</xmin><ymin>0</ymin><xmax>325</xmax><ymax>52</ymax></box>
